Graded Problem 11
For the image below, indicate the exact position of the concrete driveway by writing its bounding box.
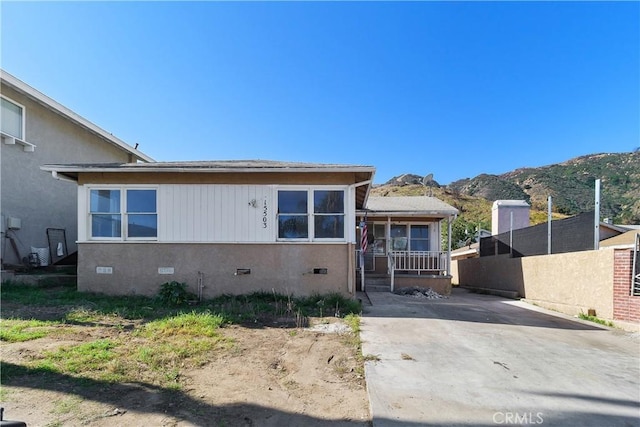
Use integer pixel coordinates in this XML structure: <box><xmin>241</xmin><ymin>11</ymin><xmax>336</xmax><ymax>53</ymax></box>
<box><xmin>360</xmin><ymin>288</ymin><xmax>640</xmax><ymax>427</ymax></box>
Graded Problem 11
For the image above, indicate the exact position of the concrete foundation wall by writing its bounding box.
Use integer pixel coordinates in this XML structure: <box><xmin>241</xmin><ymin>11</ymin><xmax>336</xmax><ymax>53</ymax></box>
<box><xmin>78</xmin><ymin>242</ymin><xmax>354</xmax><ymax>298</ymax></box>
<box><xmin>455</xmin><ymin>249</ymin><xmax>615</xmax><ymax>319</ymax></box>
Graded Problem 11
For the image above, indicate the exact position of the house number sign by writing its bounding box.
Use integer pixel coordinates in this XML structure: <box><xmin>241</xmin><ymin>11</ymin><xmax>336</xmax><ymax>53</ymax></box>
<box><xmin>262</xmin><ymin>199</ymin><xmax>268</xmax><ymax>228</ymax></box>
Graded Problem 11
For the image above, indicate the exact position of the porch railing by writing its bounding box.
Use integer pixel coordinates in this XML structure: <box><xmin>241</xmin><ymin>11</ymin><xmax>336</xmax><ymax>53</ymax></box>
<box><xmin>388</xmin><ymin>250</ymin><xmax>448</xmax><ymax>274</ymax></box>
<box><xmin>387</xmin><ymin>250</ymin><xmax>449</xmax><ymax>293</ymax></box>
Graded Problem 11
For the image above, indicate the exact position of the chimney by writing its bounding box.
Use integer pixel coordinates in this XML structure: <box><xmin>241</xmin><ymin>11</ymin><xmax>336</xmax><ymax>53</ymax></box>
<box><xmin>492</xmin><ymin>200</ymin><xmax>530</xmax><ymax>235</ymax></box>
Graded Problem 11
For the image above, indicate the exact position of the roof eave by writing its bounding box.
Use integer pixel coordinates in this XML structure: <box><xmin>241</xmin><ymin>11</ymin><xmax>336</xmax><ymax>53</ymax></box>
<box><xmin>358</xmin><ymin>210</ymin><xmax>458</xmax><ymax>218</ymax></box>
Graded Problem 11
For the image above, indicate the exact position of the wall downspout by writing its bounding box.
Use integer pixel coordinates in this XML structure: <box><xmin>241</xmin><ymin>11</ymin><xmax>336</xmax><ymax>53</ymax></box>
<box><xmin>51</xmin><ymin>171</ymin><xmax>77</xmax><ymax>183</ymax></box>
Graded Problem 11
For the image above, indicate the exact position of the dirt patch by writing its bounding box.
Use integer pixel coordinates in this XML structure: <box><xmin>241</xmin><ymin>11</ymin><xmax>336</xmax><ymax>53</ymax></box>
<box><xmin>1</xmin><ymin>315</ymin><xmax>371</xmax><ymax>426</ymax></box>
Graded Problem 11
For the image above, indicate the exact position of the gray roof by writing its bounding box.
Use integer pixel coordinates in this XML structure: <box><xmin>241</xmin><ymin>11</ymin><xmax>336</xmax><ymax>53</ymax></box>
<box><xmin>363</xmin><ymin>196</ymin><xmax>458</xmax><ymax>217</ymax></box>
<box><xmin>41</xmin><ymin>159</ymin><xmax>375</xmax><ymax>174</ymax></box>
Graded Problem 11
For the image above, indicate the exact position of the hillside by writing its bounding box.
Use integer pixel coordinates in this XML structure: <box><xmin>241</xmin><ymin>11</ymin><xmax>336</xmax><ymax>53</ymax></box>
<box><xmin>371</xmin><ymin>151</ymin><xmax>640</xmax><ymax>248</ymax></box>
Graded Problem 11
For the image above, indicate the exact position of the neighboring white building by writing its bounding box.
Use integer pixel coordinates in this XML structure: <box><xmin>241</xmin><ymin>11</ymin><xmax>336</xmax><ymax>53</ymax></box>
<box><xmin>491</xmin><ymin>200</ymin><xmax>530</xmax><ymax>235</ymax></box>
<box><xmin>1</xmin><ymin>70</ymin><xmax>153</xmax><ymax>267</ymax></box>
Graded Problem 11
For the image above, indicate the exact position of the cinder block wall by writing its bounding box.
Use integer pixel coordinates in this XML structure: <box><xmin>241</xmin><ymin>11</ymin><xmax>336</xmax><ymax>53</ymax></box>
<box><xmin>613</xmin><ymin>249</ymin><xmax>640</xmax><ymax>323</ymax></box>
<box><xmin>455</xmin><ymin>250</ymin><xmax>616</xmax><ymax>319</ymax></box>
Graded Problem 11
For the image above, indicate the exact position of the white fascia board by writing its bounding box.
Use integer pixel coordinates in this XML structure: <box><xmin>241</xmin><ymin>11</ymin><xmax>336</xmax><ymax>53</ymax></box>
<box><xmin>1</xmin><ymin>70</ymin><xmax>154</xmax><ymax>162</ymax></box>
<box><xmin>40</xmin><ymin>165</ymin><xmax>375</xmax><ymax>175</ymax></box>
<box><xmin>359</xmin><ymin>211</ymin><xmax>458</xmax><ymax>218</ymax></box>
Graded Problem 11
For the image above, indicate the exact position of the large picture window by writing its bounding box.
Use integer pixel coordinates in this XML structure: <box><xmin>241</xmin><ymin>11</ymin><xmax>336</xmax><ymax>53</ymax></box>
<box><xmin>90</xmin><ymin>188</ymin><xmax>157</xmax><ymax>240</ymax></box>
<box><xmin>277</xmin><ymin>189</ymin><xmax>345</xmax><ymax>240</ymax></box>
<box><xmin>1</xmin><ymin>96</ymin><xmax>25</xmax><ymax>139</ymax></box>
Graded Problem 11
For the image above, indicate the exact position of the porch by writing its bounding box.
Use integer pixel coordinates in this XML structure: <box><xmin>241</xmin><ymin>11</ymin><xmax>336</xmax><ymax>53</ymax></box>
<box><xmin>357</xmin><ymin>250</ymin><xmax>453</xmax><ymax>295</ymax></box>
<box><xmin>356</xmin><ymin>195</ymin><xmax>459</xmax><ymax>295</ymax></box>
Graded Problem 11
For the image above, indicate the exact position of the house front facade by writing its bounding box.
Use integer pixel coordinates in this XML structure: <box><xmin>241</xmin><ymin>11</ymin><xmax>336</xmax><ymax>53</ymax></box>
<box><xmin>1</xmin><ymin>70</ymin><xmax>152</xmax><ymax>267</ymax></box>
<box><xmin>41</xmin><ymin>161</ymin><xmax>375</xmax><ymax>298</ymax></box>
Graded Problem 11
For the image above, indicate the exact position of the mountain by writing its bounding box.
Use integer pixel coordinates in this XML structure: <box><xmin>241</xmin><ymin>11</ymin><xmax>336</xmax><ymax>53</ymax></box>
<box><xmin>372</xmin><ymin>152</ymin><xmax>640</xmax><ymax>247</ymax></box>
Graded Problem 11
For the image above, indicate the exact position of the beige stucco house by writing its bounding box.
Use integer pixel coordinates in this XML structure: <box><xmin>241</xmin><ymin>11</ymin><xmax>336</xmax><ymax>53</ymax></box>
<box><xmin>1</xmin><ymin>70</ymin><xmax>152</xmax><ymax>267</ymax></box>
<box><xmin>40</xmin><ymin>161</ymin><xmax>459</xmax><ymax>298</ymax></box>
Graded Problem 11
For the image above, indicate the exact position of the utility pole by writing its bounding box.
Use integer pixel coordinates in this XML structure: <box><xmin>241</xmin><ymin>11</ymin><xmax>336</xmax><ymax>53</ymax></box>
<box><xmin>594</xmin><ymin>179</ymin><xmax>601</xmax><ymax>250</ymax></box>
<box><xmin>547</xmin><ymin>196</ymin><xmax>552</xmax><ymax>254</ymax></box>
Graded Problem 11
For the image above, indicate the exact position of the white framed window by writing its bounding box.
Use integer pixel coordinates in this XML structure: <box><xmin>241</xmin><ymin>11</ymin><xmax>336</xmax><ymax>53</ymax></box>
<box><xmin>277</xmin><ymin>188</ymin><xmax>346</xmax><ymax>241</ymax></box>
<box><xmin>390</xmin><ymin>223</ymin><xmax>431</xmax><ymax>251</ymax></box>
<box><xmin>89</xmin><ymin>187</ymin><xmax>157</xmax><ymax>240</ymax></box>
<box><xmin>410</xmin><ymin>224</ymin><xmax>430</xmax><ymax>251</ymax></box>
<box><xmin>1</xmin><ymin>95</ymin><xmax>25</xmax><ymax>140</ymax></box>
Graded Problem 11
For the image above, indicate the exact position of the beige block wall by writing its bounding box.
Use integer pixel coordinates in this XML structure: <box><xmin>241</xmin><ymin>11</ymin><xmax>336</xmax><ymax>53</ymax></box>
<box><xmin>78</xmin><ymin>242</ymin><xmax>354</xmax><ymax>298</ymax></box>
<box><xmin>455</xmin><ymin>249</ymin><xmax>615</xmax><ymax>319</ymax></box>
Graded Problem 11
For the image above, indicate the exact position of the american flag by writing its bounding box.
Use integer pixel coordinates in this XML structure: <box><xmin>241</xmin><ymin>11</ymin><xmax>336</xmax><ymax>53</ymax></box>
<box><xmin>360</xmin><ymin>220</ymin><xmax>368</xmax><ymax>254</ymax></box>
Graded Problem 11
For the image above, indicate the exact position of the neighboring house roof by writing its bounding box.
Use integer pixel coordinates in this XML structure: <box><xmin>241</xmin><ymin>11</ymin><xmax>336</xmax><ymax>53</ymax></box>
<box><xmin>600</xmin><ymin>230</ymin><xmax>640</xmax><ymax>248</ymax></box>
<box><xmin>492</xmin><ymin>200</ymin><xmax>530</xmax><ymax>209</ymax></box>
<box><xmin>1</xmin><ymin>69</ymin><xmax>154</xmax><ymax>162</ymax></box>
<box><xmin>451</xmin><ymin>242</ymin><xmax>480</xmax><ymax>259</ymax></box>
<box><xmin>600</xmin><ymin>222</ymin><xmax>633</xmax><ymax>235</ymax></box>
<box><xmin>614</xmin><ymin>224</ymin><xmax>640</xmax><ymax>231</ymax></box>
<box><xmin>362</xmin><ymin>196</ymin><xmax>458</xmax><ymax>217</ymax></box>
<box><xmin>41</xmin><ymin>160</ymin><xmax>376</xmax><ymax>209</ymax></box>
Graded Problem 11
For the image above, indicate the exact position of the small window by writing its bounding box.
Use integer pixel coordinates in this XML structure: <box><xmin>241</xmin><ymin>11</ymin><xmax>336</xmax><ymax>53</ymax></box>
<box><xmin>372</xmin><ymin>223</ymin><xmax>386</xmax><ymax>255</ymax></box>
<box><xmin>1</xmin><ymin>96</ymin><xmax>25</xmax><ymax>139</ymax></box>
<box><xmin>391</xmin><ymin>224</ymin><xmax>408</xmax><ymax>250</ymax></box>
<box><xmin>278</xmin><ymin>190</ymin><xmax>308</xmax><ymax>239</ymax></box>
<box><xmin>410</xmin><ymin>225</ymin><xmax>430</xmax><ymax>251</ymax></box>
<box><xmin>89</xmin><ymin>188</ymin><xmax>157</xmax><ymax>240</ymax></box>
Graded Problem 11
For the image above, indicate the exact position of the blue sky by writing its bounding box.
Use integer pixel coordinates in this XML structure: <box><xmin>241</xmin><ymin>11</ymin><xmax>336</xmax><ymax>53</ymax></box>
<box><xmin>2</xmin><ymin>1</ymin><xmax>638</xmax><ymax>185</ymax></box>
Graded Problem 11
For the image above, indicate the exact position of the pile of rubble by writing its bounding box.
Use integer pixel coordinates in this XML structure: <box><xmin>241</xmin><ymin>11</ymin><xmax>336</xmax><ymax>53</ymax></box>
<box><xmin>394</xmin><ymin>287</ymin><xmax>447</xmax><ymax>300</ymax></box>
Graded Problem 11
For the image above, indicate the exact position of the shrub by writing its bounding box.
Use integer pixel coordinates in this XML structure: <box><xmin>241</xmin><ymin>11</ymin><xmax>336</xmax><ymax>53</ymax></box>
<box><xmin>157</xmin><ymin>281</ymin><xmax>195</xmax><ymax>306</ymax></box>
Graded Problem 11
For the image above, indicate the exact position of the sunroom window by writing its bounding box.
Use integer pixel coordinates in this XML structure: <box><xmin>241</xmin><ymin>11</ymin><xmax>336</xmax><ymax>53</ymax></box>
<box><xmin>89</xmin><ymin>188</ymin><xmax>157</xmax><ymax>239</ymax></box>
<box><xmin>278</xmin><ymin>190</ymin><xmax>308</xmax><ymax>239</ymax></box>
<box><xmin>126</xmin><ymin>190</ymin><xmax>157</xmax><ymax>238</ymax></box>
<box><xmin>313</xmin><ymin>190</ymin><xmax>344</xmax><ymax>239</ymax></box>
<box><xmin>277</xmin><ymin>189</ymin><xmax>345</xmax><ymax>240</ymax></box>
<box><xmin>90</xmin><ymin>190</ymin><xmax>122</xmax><ymax>238</ymax></box>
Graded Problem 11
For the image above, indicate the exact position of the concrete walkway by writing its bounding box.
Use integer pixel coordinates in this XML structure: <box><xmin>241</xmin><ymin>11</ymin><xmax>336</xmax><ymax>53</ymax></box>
<box><xmin>360</xmin><ymin>288</ymin><xmax>640</xmax><ymax>427</ymax></box>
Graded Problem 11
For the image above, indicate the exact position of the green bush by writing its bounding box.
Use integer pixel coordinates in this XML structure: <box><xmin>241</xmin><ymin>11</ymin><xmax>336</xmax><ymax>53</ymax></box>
<box><xmin>157</xmin><ymin>281</ymin><xmax>195</xmax><ymax>306</ymax></box>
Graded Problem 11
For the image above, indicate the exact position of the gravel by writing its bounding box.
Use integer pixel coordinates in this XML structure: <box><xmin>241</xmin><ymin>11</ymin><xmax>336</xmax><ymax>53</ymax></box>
<box><xmin>393</xmin><ymin>287</ymin><xmax>447</xmax><ymax>299</ymax></box>
<box><xmin>306</xmin><ymin>322</ymin><xmax>353</xmax><ymax>334</ymax></box>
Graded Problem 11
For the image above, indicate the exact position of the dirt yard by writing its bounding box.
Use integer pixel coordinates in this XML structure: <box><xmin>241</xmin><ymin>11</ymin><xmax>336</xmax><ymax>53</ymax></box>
<box><xmin>1</xmin><ymin>301</ymin><xmax>371</xmax><ymax>427</ymax></box>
